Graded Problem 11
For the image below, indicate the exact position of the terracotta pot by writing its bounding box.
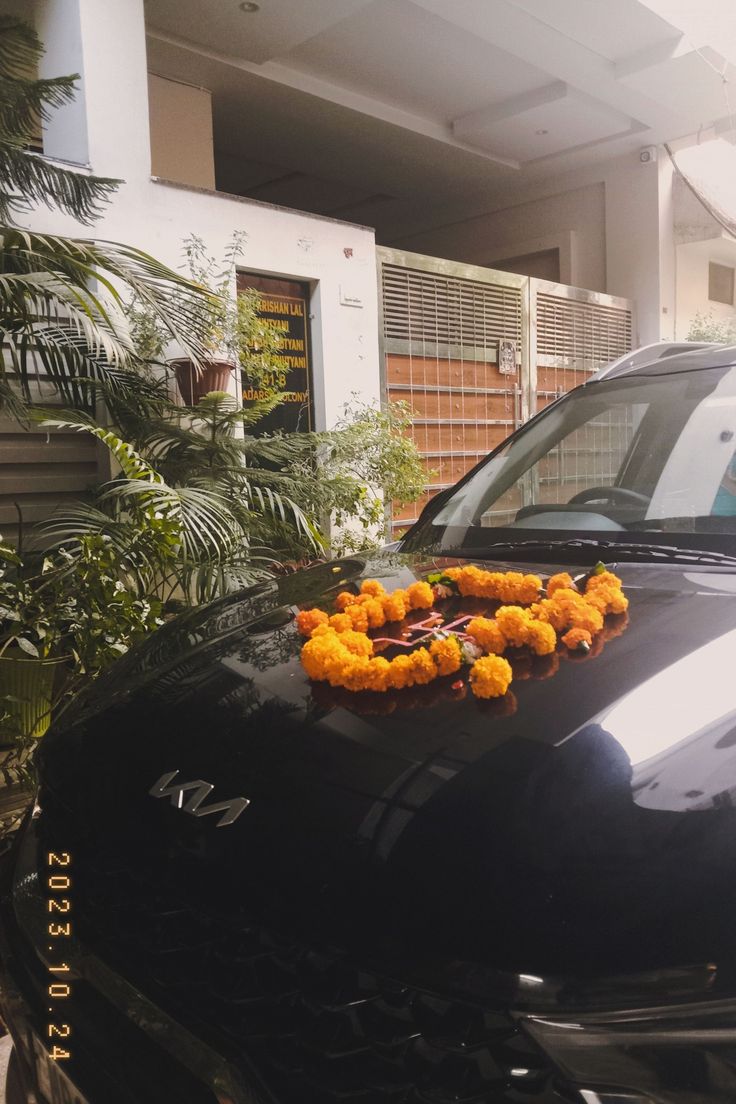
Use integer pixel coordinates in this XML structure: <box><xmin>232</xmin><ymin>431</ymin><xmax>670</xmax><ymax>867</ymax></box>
<box><xmin>0</xmin><ymin>652</ymin><xmax>69</xmax><ymax>741</ymax></box>
<box><xmin>171</xmin><ymin>358</ymin><xmax>234</xmax><ymax>405</ymax></box>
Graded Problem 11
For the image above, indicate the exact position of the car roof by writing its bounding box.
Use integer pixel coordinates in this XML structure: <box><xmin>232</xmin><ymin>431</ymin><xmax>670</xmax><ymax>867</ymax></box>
<box><xmin>589</xmin><ymin>341</ymin><xmax>736</xmax><ymax>382</ymax></box>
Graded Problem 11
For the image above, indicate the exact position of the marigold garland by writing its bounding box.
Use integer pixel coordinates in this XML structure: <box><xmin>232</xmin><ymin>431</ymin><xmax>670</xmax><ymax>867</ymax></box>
<box><xmin>297</xmin><ymin>565</ymin><xmax>628</xmax><ymax>700</ymax></box>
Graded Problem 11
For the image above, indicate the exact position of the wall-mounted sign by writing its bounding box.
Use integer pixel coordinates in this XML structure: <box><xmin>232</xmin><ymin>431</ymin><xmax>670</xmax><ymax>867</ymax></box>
<box><xmin>498</xmin><ymin>338</ymin><xmax>517</xmax><ymax>376</ymax></box>
<box><xmin>237</xmin><ymin>273</ymin><xmax>313</xmax><ymax>435</ymax></box>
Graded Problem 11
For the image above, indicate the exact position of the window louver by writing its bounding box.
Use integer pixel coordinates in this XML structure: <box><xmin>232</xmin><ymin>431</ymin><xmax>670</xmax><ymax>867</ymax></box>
<box><xmin>382</xmin><ymin>265</ymin><xmax>522</xmax><ymax>347</ymax></box>
<box><xmin>536</xmin><ymin>293</ymin><xmax>632</xmax><ymax>367</ymax></box>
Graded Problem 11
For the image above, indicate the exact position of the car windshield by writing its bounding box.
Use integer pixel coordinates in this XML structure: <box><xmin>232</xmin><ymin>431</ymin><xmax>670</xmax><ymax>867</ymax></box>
<box><xmin>402</xmin><ymin>361</ymin><xmax>736</xmax><ymax>561</ymax></box>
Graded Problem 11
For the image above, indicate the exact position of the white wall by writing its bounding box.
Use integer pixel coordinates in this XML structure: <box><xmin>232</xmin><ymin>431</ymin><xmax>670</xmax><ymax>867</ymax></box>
<box><xmin>393</xmin><ymin>182</ymin><xmax>606</xmax><ymax>292</ymax></box>
<box><xmin>676</xmin><ymin>239</ymin><xmax>736</xmax><ymax>339</ymax></box>
<box><xmin>398</xmin><ymin>150</ymin><xmax>674</xmax><ymax>346</ymax></box>
<box><xmin>27</xmin><ymin>0</ymin><xmax>381</xmax><ymax>430</ymax></box>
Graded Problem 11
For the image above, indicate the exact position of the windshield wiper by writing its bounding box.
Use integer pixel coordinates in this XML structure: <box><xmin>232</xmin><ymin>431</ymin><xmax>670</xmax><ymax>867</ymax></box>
<box><xmin>454</xmin><ymin>538</ymin><xmax>736</xmax><ymax>567</ymax></box>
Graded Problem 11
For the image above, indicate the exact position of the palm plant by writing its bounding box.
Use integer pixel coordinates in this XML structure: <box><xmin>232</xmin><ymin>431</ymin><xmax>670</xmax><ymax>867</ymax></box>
<box><xmin>37</xmin><ymin>394</ymin><xmax>320</xmax><ymax>606</ymax></box>
<box><xmin>0</xmin><ymin>15</ymin><xmax>215</xmax><ymax>419</ymax></box>
<box><xmin>36</xmin><ymin>383</ymin><xmax>427</xmax><ymax>604</ymax></box>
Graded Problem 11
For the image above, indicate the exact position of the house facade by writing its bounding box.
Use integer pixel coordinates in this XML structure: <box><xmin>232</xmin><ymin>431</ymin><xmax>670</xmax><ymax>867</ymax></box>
<box><xmin>8</xmin><ymin>0</ymin><xmax>736</xmax><ymax>529</ymax></box>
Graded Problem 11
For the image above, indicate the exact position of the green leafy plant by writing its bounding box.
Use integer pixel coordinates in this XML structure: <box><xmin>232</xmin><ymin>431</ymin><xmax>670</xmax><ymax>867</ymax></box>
<box><xmin>290</xmin><ymin>398</ymin><xmax>429</xmax><ymax>555</ymax></box>
<box><xmin>179</xmin><ymin>234</ymin><xmax>287</xmax><ymax>385</ymax></box>
<box><xmin>686</xmin><ymin>311</ymin><xmax>736</xmax><ymax>344</ymax></box>
<box><xmin>38</xmin><ymin>404</ymin><xmax>316</xmax><ymax>606</ymax></box>
<box><xmin>181</xmin><ymin>232</ymin><xmax>245</xmax><ymax>361</ymax></box>
<box><xmin>38</xmin><ymin>390</ymin><xmax>427</xmax><ymax>601</ymax></box>
<box><xmin>0</xmin><ymin>531</ymin><xmax>163</xmax><ymax>745</ymax></box>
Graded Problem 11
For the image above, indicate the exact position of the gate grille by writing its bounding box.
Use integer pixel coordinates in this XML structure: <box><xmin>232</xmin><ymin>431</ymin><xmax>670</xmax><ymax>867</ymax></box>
<box><xmin>382</xmin><ymin>265</ymin><xmax>522</xmax><ymax>347</ymax></box>
<box><xmin>535</xmin><ymin>289</ymin><xmax>634</xmax><ymax>411</ymax></box>
<box><xmin>381</xmin><ymin>261</ymin><xmax>524</xmax><ymax>530</ymax></box>
<box><xmin>536</xmin><ymin>292</ymin><xmax>632</xmax><ymax>367</ymax></box>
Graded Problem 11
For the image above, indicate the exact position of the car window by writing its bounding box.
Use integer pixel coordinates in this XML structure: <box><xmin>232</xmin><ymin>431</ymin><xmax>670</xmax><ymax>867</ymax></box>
<box><xmin>405</xmin><ymin>363</ymin><xmax>736</xmax><ymax>556</ymax></box>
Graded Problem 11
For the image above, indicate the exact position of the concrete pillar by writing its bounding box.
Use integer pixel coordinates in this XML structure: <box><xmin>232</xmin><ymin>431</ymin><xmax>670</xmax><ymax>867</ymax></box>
<box><xmin>34</xmin><ymin>0</ymin><xmax>151</xmax><ymax>181</ymax></box>
<box><xmin>604</xmin><ymin>152</ymin><xmax>661</xmax><ymax>345</ymax></box>
<box><xmin>657</xmin><ymin>154</ymin><xmax>676</xmax><ymax>342</ymax></box>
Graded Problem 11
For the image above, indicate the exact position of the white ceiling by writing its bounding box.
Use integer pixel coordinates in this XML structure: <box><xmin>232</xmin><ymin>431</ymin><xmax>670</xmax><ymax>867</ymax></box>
<box><xmin>143</xmin><ymin>0</ymin><xmax>736</xmax><ymax>241</ymax></box>
<box><xmin>279</xmin><ymin>0</ymin><xmax>552</xmax><ymax>123</ymax></box>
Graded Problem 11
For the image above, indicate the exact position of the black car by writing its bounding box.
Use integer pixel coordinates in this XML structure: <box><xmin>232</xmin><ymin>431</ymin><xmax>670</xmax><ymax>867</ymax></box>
<box><xmin>4</xmin><ymin>342</ymin><xmax>736</xmax><ymax>1104</ymax></box>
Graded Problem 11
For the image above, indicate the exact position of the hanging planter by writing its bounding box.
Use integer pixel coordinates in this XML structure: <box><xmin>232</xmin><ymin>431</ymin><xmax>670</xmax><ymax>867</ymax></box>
<box><xmin>0</xmin><ymin>651</ymin><xmax>69</xmax><ymax>744</ymax></box>
<box><xmin>170</xmin><ymin>358</ymin><xmax>234</xmax><ymax>406</ymax></box>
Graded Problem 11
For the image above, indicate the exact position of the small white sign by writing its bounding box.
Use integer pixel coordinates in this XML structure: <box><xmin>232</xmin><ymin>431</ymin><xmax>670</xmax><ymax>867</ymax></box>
<box><xmin>340</xmin><ymin>286</ymin><xmax>363</xmax><ymax>308</ymax></box>
<box><xmin>498</xmin><ymin>338</ymin><xmax>517</xmax><ymax>375</ymax></box>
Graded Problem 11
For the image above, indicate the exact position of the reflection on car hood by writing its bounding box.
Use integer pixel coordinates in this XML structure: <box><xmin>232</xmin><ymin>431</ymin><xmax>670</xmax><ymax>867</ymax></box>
<box><xmin>36</xmin><ymin>551</ymin><xmax>736</xmax><ymax>1008</ymax></box>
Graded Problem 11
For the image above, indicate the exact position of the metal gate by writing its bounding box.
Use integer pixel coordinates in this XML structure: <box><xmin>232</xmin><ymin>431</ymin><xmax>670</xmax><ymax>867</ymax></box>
<box><xmin>378</xmin><ymin>248</ymin><xmax>635</xmax><ymax>530</ymax></box>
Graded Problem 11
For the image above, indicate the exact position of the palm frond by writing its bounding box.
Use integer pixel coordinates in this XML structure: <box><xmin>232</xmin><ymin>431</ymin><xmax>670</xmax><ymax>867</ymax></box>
<box><xmin>38</xmin><ymin>415</ymin><xmax>162</xmax><ymax>482</ymax></box>
<box><xmin>0</xmin><ymin>227</ymin><xmax>221</xmax><ymax>417</ymax></box>
<box><xmin>2</xmin><ymin>228</ymin><xmax>218</xmax><ymax>365</ymax></box>
<box><xmin>0</xmin><ymin>142</ymin><xmax>119</xmax><ymax>224</ymax></box>
<box><xmin>97</xmin><ymin>479</ymin><xmax>241</xmax><ymax>563</ymax></box>
<box><xmin>0</xmin><ymin>17</ymin><xmax>44</xmax><ymax>82</ymax></box>
<box><xmin>0</xmin><ymin>73</ymin><xmax>78</xmax><ymax>138</ymax></box>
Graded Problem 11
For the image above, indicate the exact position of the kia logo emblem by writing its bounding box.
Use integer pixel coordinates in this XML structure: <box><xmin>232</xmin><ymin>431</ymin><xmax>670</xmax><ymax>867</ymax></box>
<box><xmin>149</xmin><ymin>770</ymin><xmax>250</xmax><ymax>828</ymax></box>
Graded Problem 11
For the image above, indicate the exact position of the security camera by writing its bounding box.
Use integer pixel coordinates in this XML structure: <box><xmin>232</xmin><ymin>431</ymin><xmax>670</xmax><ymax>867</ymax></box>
<box><xmin>639</xmin><ymin>146</ymin><xmax>658</xmax><ymax>164</ymax></box>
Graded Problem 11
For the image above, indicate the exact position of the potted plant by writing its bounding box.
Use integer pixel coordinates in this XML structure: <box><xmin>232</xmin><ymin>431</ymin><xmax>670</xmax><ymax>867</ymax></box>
<box><xmin>125</xmin><ymin>233</ymin><xmax>290</xmax><ymax>407</ymax></box>
<box><xmin>0</xmin><ymin>533</ymin><xmax>163</xmax><ymax>750</ymax></box>
<box><xmin>0</xmin><ymin>540</ymin><xmax>70</xmax><ymax>747</ymax></box>
<box><xmin>169</xmin><ymin>234</ymin><xmax>245</xmax><ymax>405</ymax></box>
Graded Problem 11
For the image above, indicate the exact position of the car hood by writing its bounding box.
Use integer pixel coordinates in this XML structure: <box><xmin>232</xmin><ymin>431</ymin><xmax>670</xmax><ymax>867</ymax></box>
<box><xmin>35</xmin><ymin>551</ymin><xmax>736</xmax><ymax>1011</ymax></box>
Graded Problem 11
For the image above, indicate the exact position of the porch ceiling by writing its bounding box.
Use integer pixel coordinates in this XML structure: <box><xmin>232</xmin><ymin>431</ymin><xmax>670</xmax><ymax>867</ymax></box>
<box><xmin>143</xmin><ymin>0</ymin><xmax>736</xmax><ymax>241</ymax></box>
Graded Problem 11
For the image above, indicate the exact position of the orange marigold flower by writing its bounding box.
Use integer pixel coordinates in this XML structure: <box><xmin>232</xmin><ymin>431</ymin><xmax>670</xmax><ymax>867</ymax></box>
<box><xmin>495</xmin><ymin>605</ymin><xmax>534</xmax><ymax>647</ymax></box>
<box><xmin>365</xmin><ymin>656</ymin><xmax>392</xmax><ymax>692</ymax></box>
<box><xmin>585</xmin><ymin>582</ymin><xmax>629</xmax><ymax>615</ymax></box>
<box><xmin>342</xmin><ymin>656</ymin><xmax>374</xmax><ymax>692</ymax></box>
<box><xmin>547</xmin><ymin>572</ymin><xmax>575</xmax><ymax>596</ymax></box>
<box><xmin>496</xmin><ymin>572</ymin><xmax>527</xmax><ymax>603</ymax></box>
<box><xmin>584</xmin><ymin>590</ymin><xmax>608</xmax><ymax>613</ymax></box>
<box><xmin>406</xmin><ymin>581</ymin><xmax>434</xmax><ymax>610</ymax></box>
<box><xmin>526</xmin><ymin>621</ymin><xmax>557</xmax><ymax>656</ymax></box>
<box><xmin>360</xmin><ymin>579</ymin><xmax>386</xmax><ymax>597</ymax></box>
<box><xmin>345</xmin><ymin>604</ymin><xmax>369</xmax><ymax>633</ymax></box>
<box><xmin>429</xmin><ymin>635</ymin><xmax>462</xmax><ymax>677</ymax></box>
<box><xmin>516</xmin><ymin>574</ymin><xmax>544</xmax><ymax>603</ymax></box>
<box><xmin>301</xmin><ymin>634</ymin><xmax>344</xmax><ymax>681</ymax></box>
<box><xmin>466</xmin><ymin>616</ymin><xmax>506</xmax><ymax>655</ymax></box>
<box><xmin>340</xmin><ymin>630</ymin><xmax>373</xmax><ymax>658</ymax></box>
<box><xmin>328</xmin><ymin>613</ymin><xmax>352</xmax><ymax>633</ymax></box>
<box><xmin>382</xmin><ymin>592</ymin><xmax>407</xmax><ymax>622</ymax></box>
<box><xmin>408</xmin><ymin>648</ymin><xmax>437</xmax><ymax>684</ymax></box>
<box><xmin>300</xmin><ymin>568</ymin><xmax>627</xmax><ymax>697</ymax></box>
<box><xmin>586</xmin><ymin>570</ymin><xmax>623</xmax><ymax>593</ymax></box>
<box><xmin>388</xmin><ymin>653</ymin><xmax>414</xmax><ymax>689</ymax></box>
<box><xmin>562</xmin><ymin>627</ymin><xmax>592</xmax><ymax>651</ymax></box>
<box><xmin>469</xmin><ymin>655</ymin><xmax>513</xmax><ymax>699</ymax></box>
<box><xmin>362</xmin><ymin>598</ymin><xmax>387</xmax><ymax>629</ymax></box>
<box><xmin>567</xmin><ymin>603</ymin><xmax>604</xmax><ymax>635</ymax></box>
<box><xmin>296</xmin><ymin>608</ymin><xmax>329</xmax><ymax>636</ymax></box>
<box><xmin>536</xmin><ymin>591</ymin><xmax>604</xmax><ymax>635</ymax></box>
<box><xmin>607</xmin><ymin>590</ymin><xmax>629</xmax><ymax>614</ymax></box>
<box><xmin>310</xmin><ymin>622</ymin><xmax>335</xmax><ymax>638</ymax></box>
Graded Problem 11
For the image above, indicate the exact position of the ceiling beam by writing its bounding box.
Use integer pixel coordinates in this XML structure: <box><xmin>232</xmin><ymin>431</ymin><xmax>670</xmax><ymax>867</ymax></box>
<box><xmin>146</xmin><ymin>26</ymin><xmax>521</xmax><ymax>170</ymax></box>
<box><xmin>410</xmin><ymin>0</ymin><xmax>689</xmax><ymax>133</ymax></box>
<box><xmin>614</xmin><ymin>35</ymin><xmax>689</xmax><ymax>79</ymax></box>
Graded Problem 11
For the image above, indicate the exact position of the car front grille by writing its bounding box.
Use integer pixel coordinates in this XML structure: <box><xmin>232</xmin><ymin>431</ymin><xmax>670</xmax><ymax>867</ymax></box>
<box><xmin>62</xmin><ymin>852</ymin><xmax>568</xmax><ymax>1104</ymax></box>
